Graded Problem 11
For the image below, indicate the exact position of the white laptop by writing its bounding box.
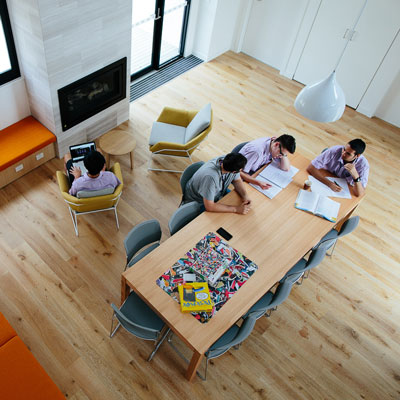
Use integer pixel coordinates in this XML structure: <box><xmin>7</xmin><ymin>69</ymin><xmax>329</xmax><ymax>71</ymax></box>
<box><xmin>69</xmin><ymin>141</ymin><xmax>96</xmax><ymax>175</ymax></box>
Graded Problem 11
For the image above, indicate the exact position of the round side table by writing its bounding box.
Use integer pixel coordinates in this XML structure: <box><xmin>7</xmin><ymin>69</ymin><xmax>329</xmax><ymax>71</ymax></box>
<box><xmin>99</xmin><ymin>125</ymin><xmax>136</xmax><ymax>169</ymax></box>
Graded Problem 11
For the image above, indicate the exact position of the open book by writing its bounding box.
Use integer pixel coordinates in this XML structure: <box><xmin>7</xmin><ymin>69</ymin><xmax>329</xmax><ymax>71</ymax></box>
<box><xmin>250</xmin><ymin>162</ymin><xmax>299</xmax><ymax>199</ymax></box>
<box><xmin>295</xmin><ymin>189</ymin><xmax>340</xmax><ymax>223</ymax></box>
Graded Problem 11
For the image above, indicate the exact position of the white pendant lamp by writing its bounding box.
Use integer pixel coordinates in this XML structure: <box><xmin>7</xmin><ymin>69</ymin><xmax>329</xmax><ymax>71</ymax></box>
<box><xmin>294</xmin><ymin>0</ymin><xmax>368</xmax><ymax>123</ymax></box>
<box><xmin>294</xmin><ymin>71</ymin><xmax>345</xmax><ymax>122</ymax></box>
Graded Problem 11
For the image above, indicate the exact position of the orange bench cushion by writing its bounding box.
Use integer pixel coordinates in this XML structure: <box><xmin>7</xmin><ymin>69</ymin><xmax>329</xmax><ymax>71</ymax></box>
<box><xmin>0</xmin><ymin>312</ymin><xmax>17</xmax><ymax>346</ymax></box>
<box><xmin>0</xmin><ymin>336</ymin><xmax>65</xmax><ymax>400</ymax></box>
<box><xmin>0</xmin><ymin>116</ymin><xmax>56</xmax><ymax>171</ymax></box>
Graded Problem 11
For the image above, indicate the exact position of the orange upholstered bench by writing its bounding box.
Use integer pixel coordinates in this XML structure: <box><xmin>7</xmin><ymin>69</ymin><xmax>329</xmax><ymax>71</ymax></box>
<box><xmin>0</xmin><ymin>312</ymin><xmax>65</xmax><ymax>400</ymax></box>
<box><xmin>0</xmin><ymin>116</ymin><xmax>56</xmax><ymax>188</ymax></box>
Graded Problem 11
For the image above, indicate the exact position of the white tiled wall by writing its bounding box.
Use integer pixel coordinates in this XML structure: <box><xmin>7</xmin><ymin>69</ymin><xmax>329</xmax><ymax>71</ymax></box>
<box><xmin>9</xmin><ymin>0</ymin><xmax>132</xmax><ymax>156</ymax></box>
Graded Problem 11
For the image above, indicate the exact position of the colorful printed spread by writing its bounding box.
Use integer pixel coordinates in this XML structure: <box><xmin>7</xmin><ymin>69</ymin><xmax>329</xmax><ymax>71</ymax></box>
<box><xmin>156</xmin><ymin>232</ymin><xmax>258</xmax><ymax>323</ymax></box>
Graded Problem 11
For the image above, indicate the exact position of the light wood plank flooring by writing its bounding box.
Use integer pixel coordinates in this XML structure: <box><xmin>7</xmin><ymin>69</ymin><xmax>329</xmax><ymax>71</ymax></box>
<box><xmin>0</xmin><ymin>51</ymin><xmax>399</xmax><ymax>400</ymax></box>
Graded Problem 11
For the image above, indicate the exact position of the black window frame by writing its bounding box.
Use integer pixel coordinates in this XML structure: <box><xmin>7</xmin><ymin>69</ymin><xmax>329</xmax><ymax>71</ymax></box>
<box><xmin>0</xmin><ymin>0</ymin><xmax>20</xmax><ymax>86</ymax></box>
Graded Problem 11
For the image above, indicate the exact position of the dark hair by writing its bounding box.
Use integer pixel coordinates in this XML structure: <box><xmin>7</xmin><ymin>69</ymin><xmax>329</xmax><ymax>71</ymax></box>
<box><xmin>83</xmin><ymin>150</ymin><xmax>106</xmax><ymax>175</ymax></box>
<box><xmin>276</xmin><ymin>134</ymin><xmax>296</xmax><ymax>154</ymax></box>
<box><xmin>222</xmin><ymin>153</ymin><xmax>247</xmax><ymax>172</ymax></box>
<box><xmin>348</xmin><ymin>138</ymin><xmax>366</xmax><ymax>155</ymax></box>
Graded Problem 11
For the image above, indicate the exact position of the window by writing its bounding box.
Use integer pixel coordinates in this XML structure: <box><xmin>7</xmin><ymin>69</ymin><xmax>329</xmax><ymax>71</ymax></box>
<box><xmin>0</xmin><ymin>0</ymin><xmax>20</xmax><ymax>85</ymax></box>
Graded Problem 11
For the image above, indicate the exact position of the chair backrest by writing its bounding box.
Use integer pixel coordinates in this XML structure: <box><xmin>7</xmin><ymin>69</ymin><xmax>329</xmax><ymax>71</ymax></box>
<box><xmin>124</xmin><ymin>219</ymin><xmax>161</xmax><ymax>265</ymax></box>
<box><xmin>338</xmin><ymin>216</ymin><xmax>360</xmax><ymax>238</ymax></box>
<box><xmin>169</xmin><ymin>202</ymin><xmax>202</xmax><ymax>235</ymax></box>
<box><xmin>231</xmin><ymin>141</ymin><xmax>249</xmax><ymax>154</ymax></box>
<box><xmin>268</xmin><ymin>272</ymin><xmax>302</xmax><ymax>309</ymax></box>
<box><xmin>111</xmin><ymin>303</ymin><xmax>160</xmax><ymax>341</ymax></box>
<box><xmin>180</xmin><ymin>161</ymin><xmax>205</xmax><ymax>196</ymax></box>
<box><xmin>207</xmin><ymin>313</ymin><xmax>257</xmax><ymax>358</ymax></box>
<box><xmin>303</xmin><ymin>237</ymin><xmax>337</xmax><ymax>272</ymax></box>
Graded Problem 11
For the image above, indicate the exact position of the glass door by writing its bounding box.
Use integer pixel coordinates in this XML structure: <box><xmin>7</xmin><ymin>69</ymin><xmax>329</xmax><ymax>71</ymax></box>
<box><xmin>131</xmin><ymin>0</ymin><xmax>190</xmax><ymax>80</ymax></box>
<box><xmin>159</xmin><ymin>0</ymin><xmax>189</xmax><ymax>65</ymax></box>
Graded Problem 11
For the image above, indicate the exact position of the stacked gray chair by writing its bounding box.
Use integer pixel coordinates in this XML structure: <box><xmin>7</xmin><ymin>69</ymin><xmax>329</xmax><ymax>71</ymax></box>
<box><xmin>124</xmin><ymin>219</ymin><xmax>162</xmax><ymax>271</ymax></box>
<box><xmin>168</xmin><ymin>201</ymin><xmax>202</xmax><ymax>236</ymax></box>
<box><xmin>314</xmin><ymin>216</ymin><xmax>360</xmax><ymax>257</ymax></box>
<box><xmin>169</xmin><ymin>312</ymin><xmax>258</xmax><ymax>380</ymax></box>
<box><xmin>281</xmin><ymin>237</ymin><xmax>337</xmax><ymax>285</ymax></box>
<box><xmin>231</xmin><ymin>141</ymin><xmax>249</xmax><ymax>154</ymax></box>
<box><xmin>180</xmin><ymin>161</ymin><xmax>204</xmax><ymax>205</ymax></box>
<box><xmin>110</xmin><ymin>294</ymin><xmax>170</xmax><ymax>361</ymax></box>
<box><xmin>243</xmin><ymin>272</ymin><xmax>303</xmax><ymax>320</ymax></box>
<box><xmin>201</xmin><ymin>312</ymin><xmax>258</xmax><ymax>380</ymax></box>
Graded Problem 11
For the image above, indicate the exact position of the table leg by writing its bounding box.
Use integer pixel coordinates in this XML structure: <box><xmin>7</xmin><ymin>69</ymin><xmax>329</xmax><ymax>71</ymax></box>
<box><xmin>185</xmin><ymin>351</ymin><xmax>204</xmax><ymax>381</ymax></box>
<box><xmin>121</xmin><ymin>275</ymin><xmax>130</xmax><ymax>305</ymax></box>
<box><xmin>129</xmin><ymin>151</ymin><xmax>134</xmax><ymax>169</ymax></box>
<box><xmin>104</xmin><ymin>152</ymin><xmax>111</xmax><ymax>169</ymax></box>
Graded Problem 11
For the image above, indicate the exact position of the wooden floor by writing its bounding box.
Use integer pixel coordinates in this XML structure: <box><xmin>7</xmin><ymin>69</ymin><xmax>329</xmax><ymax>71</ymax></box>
<box><xmin>0</xmin><ymin>52</ymin><xmax>399</xmax><ymax>400</ymax></box>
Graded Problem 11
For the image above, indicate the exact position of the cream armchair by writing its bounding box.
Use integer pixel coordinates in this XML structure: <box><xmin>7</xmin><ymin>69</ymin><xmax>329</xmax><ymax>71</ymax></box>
<box><xmin>56</xmin><ymin>163</ymin><xmax>123</xmax><ymax>236</ymax></box>
<box><xmin>148</xmin><ymin>103</ymin><xmax>212</xmax><ymax>173</ymax></box>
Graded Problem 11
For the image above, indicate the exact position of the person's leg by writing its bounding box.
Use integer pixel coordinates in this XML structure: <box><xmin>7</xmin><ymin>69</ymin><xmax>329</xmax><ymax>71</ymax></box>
<box><xmin>64</xmin><ymin>153</ymin><xmax>75</xmax><ymax>184</ymax></box>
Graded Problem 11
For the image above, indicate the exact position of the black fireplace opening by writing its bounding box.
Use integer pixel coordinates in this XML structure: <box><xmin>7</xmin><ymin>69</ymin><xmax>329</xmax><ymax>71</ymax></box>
<box><xmin>58</xmin><ymin>57</ymin><xmax>127</xmax><ymax>131</ymax></box>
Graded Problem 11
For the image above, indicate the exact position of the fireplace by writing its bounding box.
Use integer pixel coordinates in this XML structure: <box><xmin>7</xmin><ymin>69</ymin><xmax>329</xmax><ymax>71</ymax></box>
<box><xmin>58</xmin><ymin>58</ymin><xmax>127</xmax><ymax>131</ymax></box>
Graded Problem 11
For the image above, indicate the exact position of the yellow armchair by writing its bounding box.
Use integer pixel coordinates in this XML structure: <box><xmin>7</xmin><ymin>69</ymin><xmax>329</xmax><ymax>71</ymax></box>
<box><xmin>57</xmin><ymin>163</ymin><xmax>123</xmax><ymax>236</ymax></box>
<box><xmin>148</xmin><ymin>104</ymin><xmax>213</xmax><ymax>173</ymax></box>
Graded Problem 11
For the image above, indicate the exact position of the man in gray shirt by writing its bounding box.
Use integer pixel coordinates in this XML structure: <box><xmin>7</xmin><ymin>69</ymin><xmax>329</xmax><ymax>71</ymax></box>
<box><xmin>184</xmin><ymin>153</ymin><xmax>251</xmax><ymax>214</ymax></box>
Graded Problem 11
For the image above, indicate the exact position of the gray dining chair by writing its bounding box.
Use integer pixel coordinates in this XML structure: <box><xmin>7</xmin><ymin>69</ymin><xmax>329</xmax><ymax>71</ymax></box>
<box><xmin>179</xmin><ymin>161</ymin><xmax>204</xmax><ymax>205</ymax></box>
<box><xmin>231</xmin><ymin>141</ymin><xmax>249</xmax><ymax>154</ymax></box>
<box><xmin>110</xmin><ymin>292</ymin><xmax>170</xmax><ymax>361</ymax></box>
<box><xmin>281</xmin><ymin>237</ymin><xmax>337</xmax><ymax>285</ymax></box>
<box><xmin>124</xmin><ymin>219</ymin><xmax>162</xmax><ymax>271</ymax></box>
<box><xmin>168</xmin><ymin>312</ymin><xmax>257</xmax><ymax>380</ymax></box>
<box><xmin>168</xmin><ymin>201</ymin><xmax>202</xmax><ymax>236</ymax></box>
<box><xmin>243</xmin><ymin>272</ymin><xmax>303</xmax><ymax>320</ymax></box>
<box><xmin>314</xmin><ymin>216</ymin><xmax>360</xmax><ymax>257</ymax></box>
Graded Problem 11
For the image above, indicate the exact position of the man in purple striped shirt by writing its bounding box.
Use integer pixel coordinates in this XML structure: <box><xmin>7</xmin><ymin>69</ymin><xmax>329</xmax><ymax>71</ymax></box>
<box><xmin>65</xmin><ymin>150</ymin><xmax>121</xmax><ymax>196</ymax></box>
<box><xmin>307</xmin><ymin>138</ymin><xmax>369</xmax><ymax>197</ymax></box>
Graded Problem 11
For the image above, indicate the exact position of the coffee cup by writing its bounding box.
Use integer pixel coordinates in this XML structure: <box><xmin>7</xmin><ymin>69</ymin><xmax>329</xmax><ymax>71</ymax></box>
<box><xmin>303</xmin><ymin>180</ymin><xmax>312</xmax><ymax>190</ymax></box>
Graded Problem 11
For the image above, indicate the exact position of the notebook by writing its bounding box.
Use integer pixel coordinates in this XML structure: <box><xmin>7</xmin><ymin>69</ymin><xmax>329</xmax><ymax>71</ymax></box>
<box><xmin>69</xmin><ymin>141</ymin><xmax>96</xmax><ymax>175</ymax></box>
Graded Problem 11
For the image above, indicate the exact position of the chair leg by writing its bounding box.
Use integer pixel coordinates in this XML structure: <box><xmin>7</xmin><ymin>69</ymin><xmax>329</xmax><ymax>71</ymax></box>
<box><xmin>147</xmin><ymin>327</ymin><xmax>171</xmax><ymax>361</ymax></box>
<box><xmin>114</xmin><ymin>207</ymin><xmax>120</xmax><ymax>230</ymax></box>
<box><xmin>109</xmin><ymin>312</ymin><xmax>121</xmax><ymax>338</ymax></box>
<box><xmin>69</xmin><ymin>208</ymin><xmax>79</xmax><ymax>236</ymax></box>
<box><xmin>326</xmin><ymin>240</ymin><xmax>338</xmax><ymax>257</ymax></box>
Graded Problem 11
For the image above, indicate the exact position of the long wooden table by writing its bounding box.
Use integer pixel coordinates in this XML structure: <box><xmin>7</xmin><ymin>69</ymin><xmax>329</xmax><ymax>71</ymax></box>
<box><xmin>121</xmin><ymin>153</ymin><xmax>363</xmax><ymax>381</ymax></box>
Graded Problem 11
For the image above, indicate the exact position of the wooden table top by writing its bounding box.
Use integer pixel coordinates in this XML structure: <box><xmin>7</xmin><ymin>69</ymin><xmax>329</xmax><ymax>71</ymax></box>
<box><xmin>99</xmin><ymin>125</ymin><xmax>136</xmax><ymax>156</ymax></box>
<box><xmin>122</xmin><ymin>153</ymin><xmax>363</xmax><ymax>355</ymax></box>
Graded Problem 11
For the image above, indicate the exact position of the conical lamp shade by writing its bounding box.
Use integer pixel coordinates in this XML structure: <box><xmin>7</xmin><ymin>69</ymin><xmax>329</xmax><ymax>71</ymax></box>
<box><xmin>294</xmin><ymin>71</ymin><xmax>346</xmax><ymax>123</ymax></box>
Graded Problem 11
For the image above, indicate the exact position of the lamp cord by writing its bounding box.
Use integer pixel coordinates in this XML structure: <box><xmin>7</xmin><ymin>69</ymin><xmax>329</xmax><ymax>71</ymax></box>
<box><xmin>333</xmin><ymin>0</ymin><xmax>368</xmax><ymax>71</ymax></box>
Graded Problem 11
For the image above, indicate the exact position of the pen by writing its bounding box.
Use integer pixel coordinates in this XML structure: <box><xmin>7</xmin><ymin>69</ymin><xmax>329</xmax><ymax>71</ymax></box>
<box><xmin>333</xmin><ymin>180</ymin><xmax>340</xmax><ymax>187</ymax></box>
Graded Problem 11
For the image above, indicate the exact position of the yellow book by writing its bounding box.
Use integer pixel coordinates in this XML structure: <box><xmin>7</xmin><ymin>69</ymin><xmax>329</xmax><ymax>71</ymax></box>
<box><xmin>178</xmin><ymin>282</ymin><xmax>214</xmax><ymax>313</ymax></box>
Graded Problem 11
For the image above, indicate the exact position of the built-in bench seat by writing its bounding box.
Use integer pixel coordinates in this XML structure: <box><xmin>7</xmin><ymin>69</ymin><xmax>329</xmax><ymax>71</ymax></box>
<box><xmin>0</xmin><ymin>116</ymin><xmax>56</xmax><ymax>188</ymax></box>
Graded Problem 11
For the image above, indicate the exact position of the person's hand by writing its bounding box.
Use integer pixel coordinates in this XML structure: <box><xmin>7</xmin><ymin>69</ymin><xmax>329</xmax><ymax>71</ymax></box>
<box><xmin>328</xmin><ymin>181</ymin><xmax>342</xmax><ymax>192</ymax></box>
<box><xmin>236</xmin><ymin>201</ymin><xmax>251</xmax><ymax>215</ymax></box>
<box><xmin>69</xmin><ymin>166</ymin><xmax>82</xmax><ymax>179</ymax></box>
<box><xmin>257</xmin><ymin>180</ymin><xmax>271</xmax><ymax>190</ymax></box>
<box><xmin>242</xmin><ymin>196</ymin><xmax>252</xmax><ymax>206</ymax></box>
<box><xmin>344</xmin><ymin>163</ymin><xmax>359</xmax><ymax>180</ymax></box>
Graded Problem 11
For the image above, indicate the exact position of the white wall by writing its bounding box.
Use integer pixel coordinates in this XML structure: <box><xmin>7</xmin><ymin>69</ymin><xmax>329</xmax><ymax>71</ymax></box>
<box><xmin>240</xmin><ymin>0</ymin><xmax>400</xmax><ymax>127</ymax></box>
<box><xmin>189</xmin><ymin>0</ymin><xmax>243</xmax><ymax>62</ymax></box>
<box><xmin>242</xmin><ymin>0</ymin><xmax>308</xmax><ymax>70</ymax></box>
<box><xmin>0</xmin><ymin>78</ymin><xmax>30</xmax><ymax>130</ymax></box>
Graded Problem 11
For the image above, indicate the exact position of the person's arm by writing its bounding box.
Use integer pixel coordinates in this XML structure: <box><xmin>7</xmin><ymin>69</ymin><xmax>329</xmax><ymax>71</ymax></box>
<box><xmin>203</xmin><ymin>198</ymin><xmax>250</xmax><ymax>214</ymax></box>
<box><xmin>306</xmin><ymin>163</ymin><xmax>341</xmax><ymax>192</ymax></box>
<box><xmin>343</xmin><ymin>163</ymin><xmax>365</xmax><ymax>197</ymax></box>
<box><xmin>239</xmin><ymin>171</ymin><xmax>271</xmax><ymax>190</ymax></box>
<box><xmin>232</xmin><ymin>178</ymin><xmax>251</xmax><ymax>205</ymax></box>
<box><xmin>279</xmin><ymin>155</ymin><xmax>291</xmax><ymax>171</ymax></box>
